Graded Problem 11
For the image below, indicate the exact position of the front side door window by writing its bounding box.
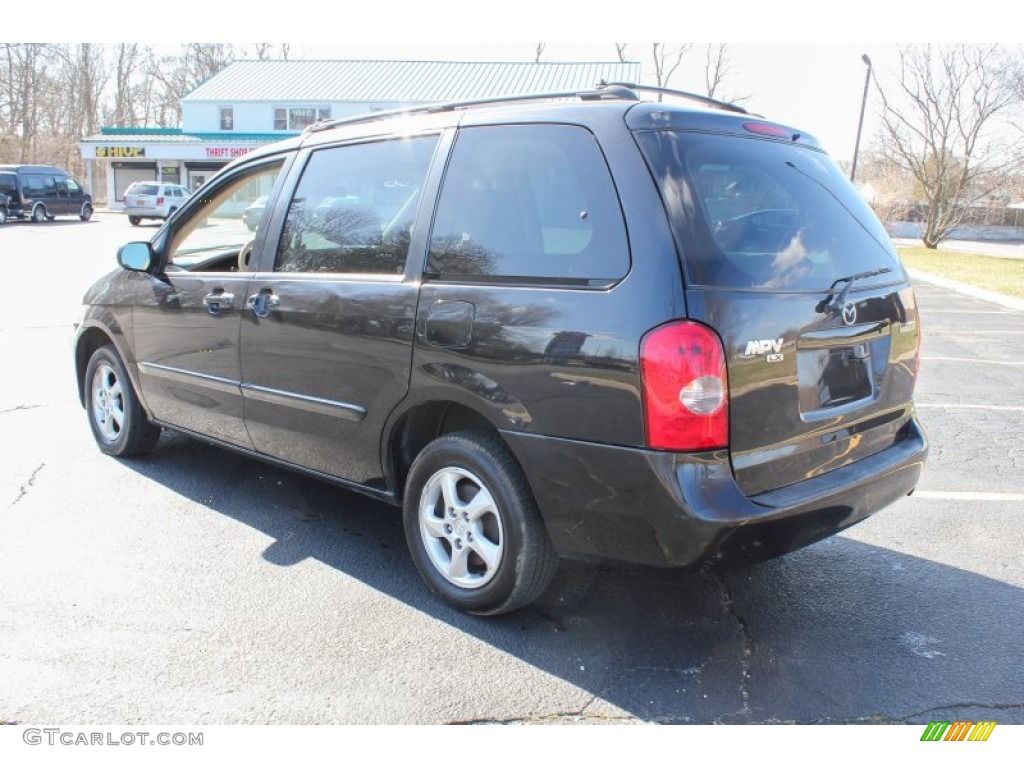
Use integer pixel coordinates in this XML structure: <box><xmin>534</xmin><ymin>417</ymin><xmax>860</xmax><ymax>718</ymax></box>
<box><xmin>167</xmin><ymin>162</ymin><xmax>283</xmax><ymax>271</ymax></box>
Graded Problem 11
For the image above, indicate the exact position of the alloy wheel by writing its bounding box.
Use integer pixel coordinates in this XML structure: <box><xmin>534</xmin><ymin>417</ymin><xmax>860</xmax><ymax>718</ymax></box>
<box><xmin>91</xmin><ymin>363</ymin><xmax>125</xmax><ymax>442</ymax></box>
<box><xmin>418</xmin><ymin>467</ymin><xmax>505</xmax><ymax>589</ymax></box>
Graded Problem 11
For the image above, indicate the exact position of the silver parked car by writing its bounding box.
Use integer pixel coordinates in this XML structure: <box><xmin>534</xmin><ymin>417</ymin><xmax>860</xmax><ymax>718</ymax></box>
<box><xmin>123</xmin><ymin>182</ymin><xmax>191</xmax><ymax>225</ymax></box>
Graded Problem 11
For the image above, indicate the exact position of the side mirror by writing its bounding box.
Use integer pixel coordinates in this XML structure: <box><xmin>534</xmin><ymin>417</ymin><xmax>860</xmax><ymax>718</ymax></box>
<box><xmin>117</xmin><ymin>242</ymin><xmax>154</xmax><ymax>272</ymax></box>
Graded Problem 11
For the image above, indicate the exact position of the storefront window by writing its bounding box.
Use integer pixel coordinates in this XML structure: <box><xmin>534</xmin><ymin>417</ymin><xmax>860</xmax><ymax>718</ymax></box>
<box><xmin>220</xmin><ymin>107</ymin><xmax>234</xmax><ymax>131</ymax></box>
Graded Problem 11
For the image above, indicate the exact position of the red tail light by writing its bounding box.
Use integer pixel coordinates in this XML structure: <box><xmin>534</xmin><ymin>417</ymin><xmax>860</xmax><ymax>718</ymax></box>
<box><xmin>156</xmin><ymin>196</ymin><xmax>164</xmax><ymax>205</ymax></box>
<box><xmin>640</xmin><ymin>320</ymin><xmax>729</xmax><ymax>451</ymax></box>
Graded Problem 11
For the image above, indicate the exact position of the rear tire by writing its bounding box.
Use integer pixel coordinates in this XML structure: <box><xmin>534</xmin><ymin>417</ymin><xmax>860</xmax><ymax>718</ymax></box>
<box><xmin>128</xmin><ymin>216</ymin><xmax>140</xmax><ymax>226</ymax></box>
<box><xmin>31</xmin><ymin>205</ymin><xmax>47</xmax><ymax>223</ymax></box>
<box><xmin>80</xmin><ymin>203</ymin><xmax>93</xmax><ymax>221</ymax></box>
<box><xmin>84</xmin><ymin>344</ymin><xmax>161</xmax><ymax>457</ymax></box>
<box><xmin>403</xmin><ymin>431</ymin><xmax>558</xmax><ymax>615</ymax></box>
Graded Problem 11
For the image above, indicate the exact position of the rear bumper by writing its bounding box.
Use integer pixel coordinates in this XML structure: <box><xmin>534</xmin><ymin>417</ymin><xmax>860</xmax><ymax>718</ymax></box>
<box><xmin>123</xmin><ymin>206</ymin><xmax>167</xmax><ymax>218</ymax></box>
<box><xmin>502</xmin><ymin>416</ymin><xmax>928</xmax><ymax>568</ymax></box>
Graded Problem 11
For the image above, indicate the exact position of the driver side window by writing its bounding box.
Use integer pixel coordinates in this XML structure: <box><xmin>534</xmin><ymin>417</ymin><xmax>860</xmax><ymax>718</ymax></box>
<box><xmin>167</xmin><ymin>161</ymin><xmax>284</xmax><ymax>270</ymax></box>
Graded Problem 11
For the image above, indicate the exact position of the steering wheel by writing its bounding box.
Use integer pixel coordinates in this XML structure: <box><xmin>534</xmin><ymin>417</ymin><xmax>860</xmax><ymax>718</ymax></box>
<box><xmin>238</xmin><ymin>239</ymin><xmax>256</xmax><ymax>271</ymax></box>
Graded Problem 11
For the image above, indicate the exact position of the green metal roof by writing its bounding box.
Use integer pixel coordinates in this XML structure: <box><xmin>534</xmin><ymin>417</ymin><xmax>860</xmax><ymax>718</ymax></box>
<box><xmin>183</xmin><ymin>59</ymin><xmax>642</xmax><ymax>103</ymax></box>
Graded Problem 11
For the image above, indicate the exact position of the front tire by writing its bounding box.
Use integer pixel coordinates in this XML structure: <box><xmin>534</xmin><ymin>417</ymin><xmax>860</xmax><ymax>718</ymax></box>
<box><xmin>84</xmin><ymin>345</ymin><xmax>161</xmax><ymax>456</ymax></box>
<box><xmin>0</xmin><ymin>207</ymin><xmax>7</xmax><ymax>225</ymax></box>
<box><xmin>403</xmin><ymin>431</ymin><xmax>557</xmax><ymax>615</ymax></box>
<box><xmin>31</xmin><ymin>205</ymin><xmax>47</xmax><ymax>223</ymax></box>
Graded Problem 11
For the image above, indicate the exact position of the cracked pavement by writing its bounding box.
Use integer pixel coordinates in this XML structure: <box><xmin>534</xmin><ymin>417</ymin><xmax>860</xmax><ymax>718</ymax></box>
<box><xmin>0</xmin><ymin>216</ymin><xmax>1021</xmax><ymax>724</ymax></box>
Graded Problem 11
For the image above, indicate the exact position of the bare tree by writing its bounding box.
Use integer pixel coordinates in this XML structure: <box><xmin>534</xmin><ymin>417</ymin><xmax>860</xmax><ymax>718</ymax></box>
<box><xmin>184</xmin><ymin>43</ymin><xmax>235</xmax><ymax>88</ymax></box>
<box><xmin>614</xmin><ymin>43</ymin><xmax>628</xmax><ymax>63</ymax></box>
<box><xmin>249</xmin><ymin>43</ymin><xmax>290</xmax><ymax>61</ymax></box>
<box><xmin>111</xmin><ymin>44</ymin><xmax>140</xmax><ymax>127</ymax></box>
<box><xmin>534</xmin><ymin>44</ymin><xmax>545</xmax><ymax>63</ymax></box>
<box><xmin>145</xmin><ymin>44</ymin><xmax>237</xmax><ymax>126</ymax></box>
<box><xmin>874</xmin><ymin>44</ymin><xmax>1022</xmax><ymax>248</ymax></box>
<box><xmin>650</xmin><ymin>44</ymin><xmax>690</xmax><ymax>99</ymax></box>
<box><xmin>75</xmin><ymin>43</ymin><xmax>107</xmax><ymax>136</ymax></box>
<box><xmin>2</xmin><ymin>44</ymin><xmax>51</xmax><ymax>161</ymax></box>
<box><xmin>703</xmin><ymin>44</ymin><xmax>748</xmax><ymax>102</ymax></box>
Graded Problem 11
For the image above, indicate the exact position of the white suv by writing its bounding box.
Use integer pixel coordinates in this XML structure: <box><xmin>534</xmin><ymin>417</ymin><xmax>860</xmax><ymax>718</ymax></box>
<box><xmin>123</xmin><ymin>182</ymin><xmax>191</xmax><ymax>225</ymax></box>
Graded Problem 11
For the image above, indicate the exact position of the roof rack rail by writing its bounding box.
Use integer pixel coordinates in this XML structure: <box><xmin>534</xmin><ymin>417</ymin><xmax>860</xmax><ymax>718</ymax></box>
<box><xmin>598</xmin><ymin>81</ymin><xmax>749</xmax><ymax>115</ymax></box>
<box><xmin>304</xmin><ymin>85</ymin><xmax>639</xmax><ymax>135</ymax></box>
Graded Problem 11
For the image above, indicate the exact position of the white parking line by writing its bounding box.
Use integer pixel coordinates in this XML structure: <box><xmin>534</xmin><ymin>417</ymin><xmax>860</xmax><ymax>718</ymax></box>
<box><xmin>922</xmin><ymin>357</ymin><xmax>1024</xmax><ymax>366</ymax></box>
<box><xmin>913</xmin><ymin>491</ymin><xmax>1024</xmax><ymax>502</ymax></box>
<box><xmin>916</xmin><ymin>403</ymin><xmax>1024</xmax><ymax>412</ymax></box>
<box><xmin>921</xmin><ymin>310</ymin><xmax>1011</xmax><ymax>314</ymax></box>
<box><xmin>939</xmin><ymin>330</ymin><xmax>1024</xmax><ymax>335</ymax></box>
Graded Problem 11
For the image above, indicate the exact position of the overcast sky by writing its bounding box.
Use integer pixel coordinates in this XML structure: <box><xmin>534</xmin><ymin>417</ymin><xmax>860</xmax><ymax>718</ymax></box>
<box><xmin>291</xmin><ymin>43</ymin><xmax>900</xmax><ymax>165</ymax></box>
<box><xmin>14</xmin><ymin>2</ymin><xmax>1017</xmax><ymax>168</ymax></box>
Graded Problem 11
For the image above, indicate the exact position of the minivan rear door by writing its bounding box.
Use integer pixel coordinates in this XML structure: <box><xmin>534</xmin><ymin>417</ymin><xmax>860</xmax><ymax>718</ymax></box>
<box><xmin>239</xmin><ymin>133</ymin><xmax>443</xmax><ymax>485</ymax></box>
<box><xmin>636</xmin><ymin>129</ymin><xmax>921</xmax><ymax>496</ymax></box>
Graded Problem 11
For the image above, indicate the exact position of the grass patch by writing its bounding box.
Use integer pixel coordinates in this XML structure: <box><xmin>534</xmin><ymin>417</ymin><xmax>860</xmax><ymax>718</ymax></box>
<box><xmin>897</xmin><ymin>247</ymin><xmax>1024</xmax><ymax>299</ymax></box>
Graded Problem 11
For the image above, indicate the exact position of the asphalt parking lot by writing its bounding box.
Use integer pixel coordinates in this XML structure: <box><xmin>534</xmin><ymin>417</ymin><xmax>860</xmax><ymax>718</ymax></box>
<box><xmin>0</xmin><ymin>213</ymin><xmax>1021</xmax><ymax>724</ymax></box>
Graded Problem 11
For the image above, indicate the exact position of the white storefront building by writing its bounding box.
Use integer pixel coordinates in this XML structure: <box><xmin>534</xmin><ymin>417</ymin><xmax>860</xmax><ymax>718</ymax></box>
<box><xmin>80</xmin><ymin>59</ymin><xmax>640</xmax><ymax>208</ymax></box>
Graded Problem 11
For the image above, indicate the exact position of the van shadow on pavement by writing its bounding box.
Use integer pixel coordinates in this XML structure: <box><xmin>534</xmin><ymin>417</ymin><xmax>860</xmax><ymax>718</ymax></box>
<box><xmin>121</xmin><ymin>431</ymin><xmax>1024</xmax><ymax>725</ymax></box>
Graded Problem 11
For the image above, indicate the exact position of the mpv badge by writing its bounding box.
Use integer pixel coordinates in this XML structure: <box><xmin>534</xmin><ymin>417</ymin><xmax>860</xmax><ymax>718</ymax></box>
<box><xmin>842</xmin><ymin>302</ymin><xmax>857</xmax><ymax>326</ymax></box>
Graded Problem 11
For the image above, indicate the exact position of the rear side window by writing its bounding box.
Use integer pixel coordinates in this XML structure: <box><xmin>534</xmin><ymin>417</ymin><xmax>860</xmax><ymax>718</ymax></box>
<box><xmin>276</xmin><ymin>135</ymin><xmax>439</xmax><ymax>275</ymax></box>
<box><xmin>637</xmin><ymin>131</ymin><xmax>904</xmax><ymax>291</ymax></box>
<box><xmin>25</xmin><ymin>175</ymin><xmax>56</xmax><ymax>195</ymax></box>
<box><xmin>427</xmin><ymin>125</ymin><xmax>629</xmax><ymax>285</ymax></box>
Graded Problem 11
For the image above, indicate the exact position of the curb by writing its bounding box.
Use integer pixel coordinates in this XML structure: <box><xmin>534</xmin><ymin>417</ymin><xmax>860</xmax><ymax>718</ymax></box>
<box><xmin>907</xmin><ymin>268</ymin><xmax>1024</xmax><ymax>313</ymax></box>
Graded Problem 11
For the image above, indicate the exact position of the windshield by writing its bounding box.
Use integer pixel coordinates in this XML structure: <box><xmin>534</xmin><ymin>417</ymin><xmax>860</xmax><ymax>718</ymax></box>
<box><xmin>636</xmin><ymin>131</ymin><xmax>905</xmax><ymax>291</ymax></box>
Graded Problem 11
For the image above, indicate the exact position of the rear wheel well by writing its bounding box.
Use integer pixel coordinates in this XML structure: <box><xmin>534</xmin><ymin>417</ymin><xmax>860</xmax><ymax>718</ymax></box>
<box><xmin>389</xmin><ymin>402</ymin><xmax>499</xmax><ymax>501</ymax></box>
<box><xmin>75</xmin><ymin>327</ymin><xmax>115</xmax><ymax>405</ymax></box>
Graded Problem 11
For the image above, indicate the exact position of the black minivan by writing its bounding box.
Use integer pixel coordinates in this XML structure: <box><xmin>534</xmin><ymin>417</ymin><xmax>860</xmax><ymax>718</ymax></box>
<box><xmin>0</xmin><ymin>165</ymin><xmax>93</xmax><ymax>222</ymax></box>
<box><xmin>73</xmin><ymin>85</ymin><xmax>927</xmax><ymax>615</ymax></box>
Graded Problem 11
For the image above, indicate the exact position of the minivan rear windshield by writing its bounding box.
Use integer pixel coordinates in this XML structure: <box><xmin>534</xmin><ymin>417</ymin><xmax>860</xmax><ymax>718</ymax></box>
<box><xmin>127</xmin><ymin>184</ymin><xmax>159</xmax><ymax>195</ymax></box>
<box><xmin>636</xmin><ymin>131</ymin><xmax>904</xmax><ymax>291</ymax></box>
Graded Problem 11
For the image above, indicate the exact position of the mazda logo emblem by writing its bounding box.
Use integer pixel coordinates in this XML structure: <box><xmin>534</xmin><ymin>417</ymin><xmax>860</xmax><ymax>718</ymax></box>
<box><xmin>841</xmin><ymin>302</ymin><xmax>857</xmax><ymax>326</ymax></box>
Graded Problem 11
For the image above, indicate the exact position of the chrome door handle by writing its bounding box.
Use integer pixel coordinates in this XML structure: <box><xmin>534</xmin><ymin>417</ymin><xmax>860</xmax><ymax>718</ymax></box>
<box><xmin>203</xmin><ymin>291</ymin><xmax>235</xmax><ymax>312</ymax></box>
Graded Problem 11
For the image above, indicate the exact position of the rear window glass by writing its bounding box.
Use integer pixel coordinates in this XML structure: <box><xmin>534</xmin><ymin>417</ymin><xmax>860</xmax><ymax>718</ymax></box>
<box><xmin>127</xmin><ymin>183</ymin><xmax>159</xmax><ymax>196</ymax></box>
<box><xmin>637</xmin><ymin>131</ymin><xmax>904</xmax><ymax>291</ymax></box>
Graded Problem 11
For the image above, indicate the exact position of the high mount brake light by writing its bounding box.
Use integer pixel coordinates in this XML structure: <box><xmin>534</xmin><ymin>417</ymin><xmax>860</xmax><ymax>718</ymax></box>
<box><xmin>743</xmin><ymin>121</ymin><xmax>796</xmax><ymax>140</ymax></box>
